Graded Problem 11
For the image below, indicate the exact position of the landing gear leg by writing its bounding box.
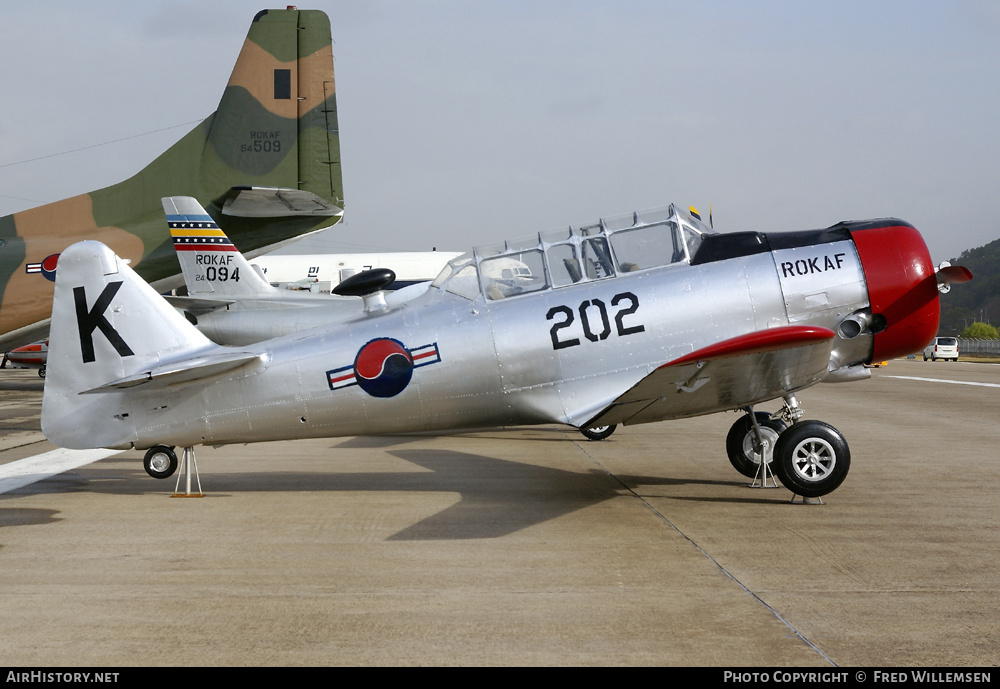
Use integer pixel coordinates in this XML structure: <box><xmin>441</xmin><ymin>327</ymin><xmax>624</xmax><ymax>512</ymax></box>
<box><xmin>776</xmin><ymin>393</ymin><xmax>805</xmax><ymax>427</ymax></box>
<box><xmin>746</xmin><ymin>409</ymin><xmax>780</xmax><ymax>489</ymax></box>
<box><xmin>172</xmin><ymin>446</ymin><xmax>204</xmax><ymax>498</ymax></box>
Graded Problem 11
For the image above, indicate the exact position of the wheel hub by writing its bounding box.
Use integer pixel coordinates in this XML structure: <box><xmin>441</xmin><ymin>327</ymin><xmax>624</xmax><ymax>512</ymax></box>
<box><xmin>791</xmin><ymin>439</ymin><xmax>835</xmax><ymax>481</ymax></box>
<box><xmin>150</xmin><ymin>453</ymin><xmax>171</xmax><ymax>472</ymax></box>
<box><xmin>742</xmin><ymin>428</ymin><xmax>778</xmax><ymax>465</ymax></box>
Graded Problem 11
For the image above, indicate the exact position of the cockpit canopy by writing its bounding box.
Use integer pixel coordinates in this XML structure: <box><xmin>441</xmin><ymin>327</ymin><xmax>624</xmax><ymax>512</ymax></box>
<box><xmin>431</xmin><ymin>204</ymin><xmax>715</xmax><ymax>301</ymax></box>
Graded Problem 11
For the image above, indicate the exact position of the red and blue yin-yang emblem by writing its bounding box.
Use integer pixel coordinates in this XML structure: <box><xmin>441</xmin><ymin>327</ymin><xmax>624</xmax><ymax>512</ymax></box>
<box><xmin>327</xmin><ymin>338</ymin><xmax>441</xmax><ymax>398</ymax></box>
<box><xmin>25</xmin><ymin>253</ymin><xmax>61</xmax><ymax>282</ymax></box>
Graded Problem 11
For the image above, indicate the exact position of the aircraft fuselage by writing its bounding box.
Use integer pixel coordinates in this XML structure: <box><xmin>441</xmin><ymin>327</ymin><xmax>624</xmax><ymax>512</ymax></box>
<box><xmin>41</xmin><ymin>206</ymin><xmax>939</xmax><ymax>455</ymax></box>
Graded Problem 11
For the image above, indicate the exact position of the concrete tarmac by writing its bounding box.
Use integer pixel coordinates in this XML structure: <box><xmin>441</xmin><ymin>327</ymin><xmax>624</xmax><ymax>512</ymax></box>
<box><xmin>1</xmin><ymin>359</ymin><xmax>997</xmax><ymax>666</ymax></box>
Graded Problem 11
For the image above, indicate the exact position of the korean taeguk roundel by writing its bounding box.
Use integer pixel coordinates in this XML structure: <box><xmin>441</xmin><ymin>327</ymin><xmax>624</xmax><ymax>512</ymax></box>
<box><xmin>353</xmin><ymin>338</ymin><xmax>415</xmax><ymax>397</ymax></box>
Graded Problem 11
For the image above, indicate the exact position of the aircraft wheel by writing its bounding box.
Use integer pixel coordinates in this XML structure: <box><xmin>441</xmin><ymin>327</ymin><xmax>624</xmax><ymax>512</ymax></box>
<box><xmin>143</xmin><ymin>446</ymin><xmax>178</xmax><ymax>479</ymax></box>
<box><xmin>772</xmin><ymin>421</ymin><xmax>850</xmax><ymax>497</ymax></box>
<box><xmin>725</xmin><ymin>412</ymin><xmax>786</xmax><ymax>478</ymax></box>
<box><xmin>38</xmin><ymin>367</ymin><xmax>46</xmax><ymax>379</ymax></box>
<box><xmin>581</xmin><ymin>424</ymin><xmax>617</xmax><ymax>441</ymax></box>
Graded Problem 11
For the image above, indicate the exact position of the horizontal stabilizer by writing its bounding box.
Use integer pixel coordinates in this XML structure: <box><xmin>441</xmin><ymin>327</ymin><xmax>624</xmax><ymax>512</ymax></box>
<box><xmin>82</xmin><ymin>351</ymin><xmax>267</xmax><ymax>393</ymax></box>
<box><xmin>580</xmin><ymin>326</ymin><xmax>835</xmax><ymax>429</ymax></box>
<box><xmin>163</xmin><ymin>295</ymin><xmax>236</xmax><ymax>312</ymax></box>
<box><xmin>221</xmin><ymin>187</ymin><xmax>346</xmax><ymax>218</ymax></box>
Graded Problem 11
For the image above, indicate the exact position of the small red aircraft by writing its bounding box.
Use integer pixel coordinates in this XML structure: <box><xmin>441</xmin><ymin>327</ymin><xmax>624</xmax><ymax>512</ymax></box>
<box><xmin>1</xmin><ymin>340</ymin><xmax>48</xmax><ymax>377</ymax></box>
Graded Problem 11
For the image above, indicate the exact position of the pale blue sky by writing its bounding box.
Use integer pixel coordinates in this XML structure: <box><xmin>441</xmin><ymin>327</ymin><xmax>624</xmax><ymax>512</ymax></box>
<box><xmin>2</xmin><ymin>0</ymin><xmax>998</xmax><ymax>262</ymax></box>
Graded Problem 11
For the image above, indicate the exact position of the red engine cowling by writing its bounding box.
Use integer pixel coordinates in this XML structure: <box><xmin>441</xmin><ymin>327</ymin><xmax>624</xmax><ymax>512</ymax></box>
<box><xmin>850</xmin><ymin>221</ymin><xmax>939</xmax><ymax>362</ymax></box>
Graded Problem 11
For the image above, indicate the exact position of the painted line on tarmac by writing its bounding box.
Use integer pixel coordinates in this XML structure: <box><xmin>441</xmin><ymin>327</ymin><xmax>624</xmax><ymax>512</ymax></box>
<box><xmin>883</xmin><ymin>375</ymin><xmax>1000</xmax><ymax>388</ymax></box>
<box><xmin>0</xmin><ymin>448</ymin><xmax>122</xmax><ymax>494</ymax></box>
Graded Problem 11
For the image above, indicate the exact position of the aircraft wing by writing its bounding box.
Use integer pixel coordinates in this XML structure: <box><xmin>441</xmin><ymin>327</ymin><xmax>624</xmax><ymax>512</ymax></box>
<box><xmin>581</xmin><ymin>326</ymin><xmax>836</xmax><ymax>429</ymax></box>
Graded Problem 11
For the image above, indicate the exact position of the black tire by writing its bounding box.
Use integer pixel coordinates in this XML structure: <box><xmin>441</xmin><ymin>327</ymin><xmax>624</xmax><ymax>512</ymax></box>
<box><xmin>38</xmin><ymin>367</ymin><xmax>46</xmax><ymax>379</ymax></box>
<box><xmin>725</xmin><ymin>413</ymin><xmax>786</xmax><ymax>478</ymax></box>
<box><xmin>143</xmin><ymin>446</ymin><xmax>178</xmax><ymax>479</ymax></box>
<box><xmin>772</xmin><ymin>421</ymin><xmax>850</xmax><ymax>497</ymax></box>
<box><xmin>580</xmin><ymin>424</ymin><xmax>617</xmax><ymax>441</ymax></box>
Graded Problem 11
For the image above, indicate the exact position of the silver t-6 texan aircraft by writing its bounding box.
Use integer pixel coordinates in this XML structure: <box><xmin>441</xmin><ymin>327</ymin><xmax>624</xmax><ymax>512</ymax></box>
<box><xmin>39</xmin><ymin>205</ymin><xmax>971</xmax><ymax>498</ymax></box>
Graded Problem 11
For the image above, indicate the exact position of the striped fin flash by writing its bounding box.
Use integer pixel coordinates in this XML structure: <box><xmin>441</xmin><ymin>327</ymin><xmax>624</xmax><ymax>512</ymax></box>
<box><xmin>167</xmin><ymin>213</ymin><xmax>237</xmax><ymax>252</ymax></box>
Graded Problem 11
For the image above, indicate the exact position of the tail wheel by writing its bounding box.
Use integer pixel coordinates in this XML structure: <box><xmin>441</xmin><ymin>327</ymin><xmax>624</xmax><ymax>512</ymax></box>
<box><xmin>143</xmin><ymin>446</ymin><xmax>178</xmax><ymax>479</ymax></box>
<box><xmin>580</xmin><ymin>424</ymin><xmax>617</xmax><ymax>441</ymax></box>
<box><xmin>772</xmin><ymin>421</ymin><xmax>850</xmax><ymax>497</ymax></box>
<box><xmin>725</xmin><ymin>412</ymin><xmax>786</xmax><ymax>478</ymax></box>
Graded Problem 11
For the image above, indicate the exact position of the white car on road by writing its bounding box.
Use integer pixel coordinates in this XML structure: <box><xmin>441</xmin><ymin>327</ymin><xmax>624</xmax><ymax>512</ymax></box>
<box><xmin>923</xmin><ymin>337</ymin><xmax>959</xmax><ymax>361</ymax></box>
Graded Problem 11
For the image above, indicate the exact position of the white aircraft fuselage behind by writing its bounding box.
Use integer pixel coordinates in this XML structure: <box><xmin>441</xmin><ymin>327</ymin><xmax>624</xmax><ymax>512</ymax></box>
<box><xmin>251</xmin><ymin>251</ymin><xmax>462</xmax><ymax>290</ymax></box>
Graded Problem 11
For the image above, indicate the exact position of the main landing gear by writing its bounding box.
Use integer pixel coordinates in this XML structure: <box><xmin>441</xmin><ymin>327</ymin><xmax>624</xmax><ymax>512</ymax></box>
<box><xmin>726</xmin><ymin>394</ymin><xmax>851</xmax><ymax>499</ymax></box>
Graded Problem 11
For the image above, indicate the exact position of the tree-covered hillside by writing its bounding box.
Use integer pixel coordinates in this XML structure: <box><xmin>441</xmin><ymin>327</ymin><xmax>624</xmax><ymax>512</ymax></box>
<box><xmin>939</xmin><ymin>237</ymin><xmax>1000</xmax><ymax>336</ymax></box>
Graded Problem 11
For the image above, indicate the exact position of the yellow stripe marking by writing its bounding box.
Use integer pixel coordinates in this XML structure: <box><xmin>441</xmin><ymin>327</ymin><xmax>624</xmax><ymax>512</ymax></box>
<box><xmin>169</xmin><ymin>229</ymin><xmax>227</xmax><ymax>237</ymax></box>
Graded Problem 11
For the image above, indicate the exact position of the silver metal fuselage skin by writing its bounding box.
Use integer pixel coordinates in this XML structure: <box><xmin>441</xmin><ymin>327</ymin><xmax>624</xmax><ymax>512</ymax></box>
<box><xmin>108</xmin><ymin>239</ymin><xmax>868</xmax><ymax>450</ymax></box>
<box><xmin>187</xmin><ymin>283</ymin><xmax>430</xmax><ymax>346</ymax></box>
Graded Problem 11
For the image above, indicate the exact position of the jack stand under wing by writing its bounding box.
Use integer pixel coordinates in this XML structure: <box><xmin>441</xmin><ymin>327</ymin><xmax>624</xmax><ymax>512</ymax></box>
<box><xmin>172</xmin><ymin>447</ymin><xmax>203</xmax><ymax>498</ymax></box>
<box><xmin>745</xmin><ymin>407</ymin><xmax>779</xmax><ymax>489</ymax></box>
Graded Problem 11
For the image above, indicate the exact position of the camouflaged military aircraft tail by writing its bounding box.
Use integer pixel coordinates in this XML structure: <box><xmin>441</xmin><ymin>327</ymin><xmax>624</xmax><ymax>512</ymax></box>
<box><xmin>0</xmin><ymin>8</ymin><xmax>344</xmax><ymax>351</ymax></box>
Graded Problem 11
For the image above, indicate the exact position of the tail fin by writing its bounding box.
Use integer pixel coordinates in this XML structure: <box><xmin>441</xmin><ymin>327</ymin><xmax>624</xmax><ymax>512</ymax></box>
<box><xmin>41</xmin><ymin>241</ymin><xmax>220</xmax><ymax>450</ymax></box>
<box><xmin>163</xmin><ymin>196</ymin><xmax>279</xmax><ymax>298</ymax></box>
<box><xmin>1</xmin><ymin>9</ymin><xmax>344</xmax><ymax>349</ymax></box>
<box><xmin>202</xmin><ymin>8</ymin><xmax>344</xmax><ymax>213</ymax></box>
